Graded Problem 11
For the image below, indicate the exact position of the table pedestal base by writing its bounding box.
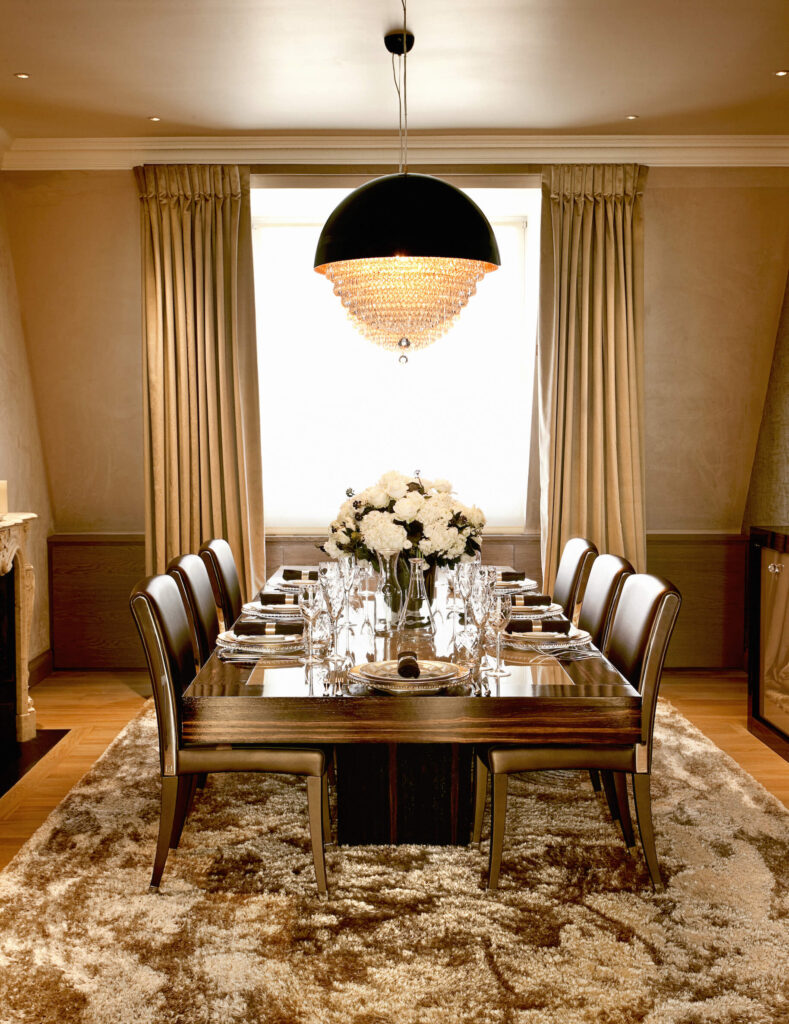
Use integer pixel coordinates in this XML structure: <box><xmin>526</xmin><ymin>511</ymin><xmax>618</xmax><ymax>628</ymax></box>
<box><xmin>336</xmin><ymin>743</ymin><xmax>474</xmax><ymax>845</ymax></box>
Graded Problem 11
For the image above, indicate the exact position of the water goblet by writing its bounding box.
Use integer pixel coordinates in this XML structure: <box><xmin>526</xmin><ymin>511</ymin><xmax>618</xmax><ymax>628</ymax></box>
<box><xmin>337</xmin><ymin>553</ymin><xmax>358</xmax><ymax>640</ymax></box>
<box><xmin>357</xmin><ymin>561</ymin><xmax>376</xmax><ymax>646</ymax></box>
<box><xmin>456</xmin><ymin>561</ymin><xmax>478</xmax><ymax>640</ymax></box>
<box><xmin>297</xmin><ymin>581</ymin><xmax>323</xmax><ymax>668</ymax></box>
<box><xmin>320</xmin><ymin>574</ymin><xmax>348</xmax><ymax>666</ymax></box>
<box><xmin>487</xmin><ymin>593</ymin><xmax>512</xmax><ymax>678</ymax></box>
<box><xmin>469</xmin><ymin>573</ymin><xmax>494</xmax><ymax>652</ymax></box>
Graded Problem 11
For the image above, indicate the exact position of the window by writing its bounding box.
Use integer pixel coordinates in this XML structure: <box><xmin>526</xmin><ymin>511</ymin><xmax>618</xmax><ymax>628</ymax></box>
<box><xmin>251</xmin><ymin>185</ymin><xmax>540</xmax><ymax>533</ymax></box>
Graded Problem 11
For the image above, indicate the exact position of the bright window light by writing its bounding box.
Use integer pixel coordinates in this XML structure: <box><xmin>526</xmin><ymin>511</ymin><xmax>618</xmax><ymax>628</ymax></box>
<box><xmin>251</xmin><ymin>186</ymin><xmax>540</xmax><ymax>533</ymax></box>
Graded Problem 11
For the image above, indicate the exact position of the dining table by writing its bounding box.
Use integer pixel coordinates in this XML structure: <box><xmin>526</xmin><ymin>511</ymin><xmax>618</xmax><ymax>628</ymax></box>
<box><xmin>182</xmin><ymin>566</ymin><xmax>642</xmax><ymax>845</ymax></box>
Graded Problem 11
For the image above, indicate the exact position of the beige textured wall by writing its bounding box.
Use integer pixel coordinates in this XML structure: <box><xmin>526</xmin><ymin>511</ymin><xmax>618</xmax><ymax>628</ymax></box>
<box><xmin>643</xmin><ymin>168</ymin><xmax>789</xmax><ymax>531</ymax></box>
<box><xmin>0</xmin><ymin>170</ymin><xmax>143</xmax><ymax>532</ymax></box>
<box><xmin>743</xmin><ymin>271</ymin><xmax>789</xmax><ymax>531</ymax></box>
<box><xmin>0</xmin><ymin>202</ymin><xmax>54</xmax><ymax>657</ymax></box>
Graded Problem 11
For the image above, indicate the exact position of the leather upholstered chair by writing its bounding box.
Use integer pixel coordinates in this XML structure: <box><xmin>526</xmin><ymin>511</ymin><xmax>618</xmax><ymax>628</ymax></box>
<box><xmin>130</xmin><ymin>574</ymin><xmax>330</xmax><ymax>895</ymax></box>
<box><xmin>167</xmin><ymin>553</ymin><xmax>221</xmax><ymax>668</ymax></box>
<box><xmin>473</xmin><ymin>573</ymin><xmax>681</xmax><ymax>891</ymax></box>
<box><xmin>552</xmin><ymin>537</ymin><xmax>598</xmax><ymax>619</ymax></box>
<box><xmin>199</xmin><ymin>538</ymin><xmax>243</xmax><ymax>628</ymax></box>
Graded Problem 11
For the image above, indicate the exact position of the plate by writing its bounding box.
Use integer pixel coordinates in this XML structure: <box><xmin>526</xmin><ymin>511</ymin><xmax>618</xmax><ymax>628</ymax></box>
<box><xmin>509</xmin><ymin>601</ymin><xmax>563</xmax><ymax>617</ymax></box>
<box><xmin>494</xmin><ymin>579</ymin><xmax>538</xmax><ymax>595</ymax></box>
<box><xmin>217</xmin><ymin>630</ymin><xmax>303</xmax><ymax>649</ymax></box>
<box><xmin>357</xmin><ymin>659</ymin><xmax>460</xmax><ymax>684</ymax></box>
<box><xmin>348</xmin><ymin>661</ymin><xmax>468</xmax><ymax>696</ymax></box>
<box><xmin>502</xmin><ymin>626</ymin><xmax>591</xmax><ymax>650</ymax></box>
<box><xmin>243</xmin><ymin>602</ymin><xmax>302</xmax><ymax>619</ymax></box>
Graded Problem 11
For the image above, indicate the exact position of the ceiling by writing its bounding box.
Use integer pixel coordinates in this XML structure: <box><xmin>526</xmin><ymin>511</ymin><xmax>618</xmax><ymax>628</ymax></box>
<box><xmin>0</xmin><ymin>0</ymin><xmax>787</xmax><ymax>141</ymax></box>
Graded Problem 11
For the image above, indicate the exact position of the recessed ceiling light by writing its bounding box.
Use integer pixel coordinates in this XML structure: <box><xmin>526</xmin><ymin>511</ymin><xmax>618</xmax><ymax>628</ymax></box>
<box><xmin>775</xmin><ymin>70</ymin><xmax>788</xmax><ymax>77</ymax></box>
<box><xmin>626</xmin><ymin>114</ymin><xmax>639</xmax><ymax>120</ymax></box>
<box><xmin>14</xmin><ymin>72</ymin><xmax>30</xmax><ymax>79</ymax></box>
<box><xmin>148</xmin><ymin>116</ymin><xmax>161</xmax><ymax>122</ymax></box>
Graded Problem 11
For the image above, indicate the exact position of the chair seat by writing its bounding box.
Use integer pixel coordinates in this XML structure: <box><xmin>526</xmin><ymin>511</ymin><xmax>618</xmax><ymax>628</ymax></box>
<box><xmin>486</xmin><ymin>744</ymin><xmax>636</xmax><ymax>775</ymax></box>
<box><xmin>178</xmin><ymin>745</ymin><xmax>325</xmax><ymax>776</ymax></box>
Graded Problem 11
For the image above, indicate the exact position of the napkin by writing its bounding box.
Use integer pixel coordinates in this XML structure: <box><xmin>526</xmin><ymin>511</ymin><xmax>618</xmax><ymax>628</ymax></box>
<box><xmin>511</xmin><ymin>593</ymin><xmax>552</xmax><ymax>608</ymax></box>
<box><xmin>497</xmin><ymin>571</ymin><xmax>526</xmax><ymax>582</ymax></box>
<box><xmin>282</xmin><ymin>569</ymin><xmax>318</xmax><ymax>581</ymax></box>
<box><xmin>259</xmin><ymin>591</ymin><xmax>299</xmax><ymax>607</ymax></box>
<box><xmin>397</xmin><ymin>650</ymin><xmax>420</xmax><ymax>678</ymax></box>
<box><xmin>235</xmin><ymin>618</ymin><xmax>303</xmax><ymax>637</ymax></box>
<box><xmin>505</xmin><ymin>618</ymin><xmax>571</xmax><ymax>635</ymax></box>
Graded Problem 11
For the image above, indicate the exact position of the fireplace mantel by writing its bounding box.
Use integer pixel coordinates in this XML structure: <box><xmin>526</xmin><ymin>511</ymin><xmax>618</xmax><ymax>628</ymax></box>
<box><xmin>0</xmin><ymin>513</ymin><xmax>37</xmax><ymax>741</ymax></box>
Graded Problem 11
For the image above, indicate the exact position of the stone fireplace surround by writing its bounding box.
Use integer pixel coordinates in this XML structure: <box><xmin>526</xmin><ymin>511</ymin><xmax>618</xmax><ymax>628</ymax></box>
<box><xmin>0</xmin><ymin>514</ymin><xmax>37</xmax><ymax>742</ymax></box>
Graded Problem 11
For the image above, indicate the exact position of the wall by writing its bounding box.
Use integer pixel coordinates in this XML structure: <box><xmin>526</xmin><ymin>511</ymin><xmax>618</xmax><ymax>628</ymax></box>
<box><xmin>0</xmin><ymin>170</ymin><xmax>143</xmax><ymax>532</ymax></box>
<box><xmin>0</xmin><ymin>202</ymin><xmax>54</xmax><ymax>657</ymax></box>
<box><xmin>643</xmin><ymin>167</ymin><xmax>789</xmax><ymax>531</ymax></box>
<box><xmin>743</xmin><ymin>271</ymin><xmax>789</xmax><ymax>531</ymax></box>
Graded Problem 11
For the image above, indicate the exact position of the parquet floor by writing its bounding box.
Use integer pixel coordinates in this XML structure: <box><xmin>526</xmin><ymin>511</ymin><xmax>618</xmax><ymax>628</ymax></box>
<box><xmin>0</xmin><ymin>668</ymin><xmax>786</xmax><ymax>871</ymax></box>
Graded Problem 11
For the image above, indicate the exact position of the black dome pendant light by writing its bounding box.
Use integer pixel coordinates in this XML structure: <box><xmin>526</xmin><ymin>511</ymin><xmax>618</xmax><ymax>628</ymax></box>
<box><xmin>314</xmin><ymin>1</ymin><xmax>500</xmax><ymax>363</ymax></box>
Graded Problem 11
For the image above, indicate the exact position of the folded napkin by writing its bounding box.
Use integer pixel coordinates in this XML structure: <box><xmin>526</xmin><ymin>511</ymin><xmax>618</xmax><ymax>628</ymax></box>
<box><xmin>397</xmin><ymin>650</ymin><xmax>420</xmax><ymax>679</ymax></box>
<box><xmin>511</xmin><ymin>593</ymin><xmax>552</xmax><ymax>608</ymax></box>
<box><xmin>497</xmin><ymin>571</ymin><xmax>526</xmax><ymax>582</ymax></box>
<box><xmin>282</xmin><ymin>569</ymin><xmax>318</xmax><ymax>582</ymax></box>
<box><xmin>259</xmin><ymin>591</ymin><xmax>299</xmax><ymax>607</ymax></box>
<box><xmin>235</xmin><ymin>618</ymin><xmax>303</xmax><ymax>637</ymax></box>
<box><xmin>505</xmin><ymin>618</ymin><xmax>571</xmax><ymax>635</ymax></box>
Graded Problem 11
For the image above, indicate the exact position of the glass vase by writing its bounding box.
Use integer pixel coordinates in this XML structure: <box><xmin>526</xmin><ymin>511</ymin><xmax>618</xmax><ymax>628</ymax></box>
<box><xmin>374</xmin><ymin>552</ymin><xmax>402</xmax><ymax>635</ymax></box>
<box><xmin>397</xmin><ymin>557</ymin><xmax>436</xmax><ymax>637</ymax></box>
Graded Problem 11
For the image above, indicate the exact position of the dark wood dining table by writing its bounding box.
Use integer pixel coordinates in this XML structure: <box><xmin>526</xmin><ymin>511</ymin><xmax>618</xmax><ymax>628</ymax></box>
<box><xmin>182</xmin><ymin>571</ymin><xmax>642</xmax><ymax>845</ymax></box>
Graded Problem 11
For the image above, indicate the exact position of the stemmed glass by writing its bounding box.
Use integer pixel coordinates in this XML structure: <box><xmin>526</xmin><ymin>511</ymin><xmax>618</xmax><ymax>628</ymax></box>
<box><xmin>357</xmin><ymin>560</ymin><xmax>376</xmax><ymax>646</ymax></box>
<box><xmin>337</xmin><ymin>554</ymin><xmax>358</xmax><ymax>642</ymax></box>
<box><xmin>319</xmin><ymin>572</ymin><xmax>348</xmax><ymax>666</ymax></box>
<box><xmin>456</xmin><ymin>561</ymin><xmax>478</xmax><ymax>641</ymax></box>
<box><xmin>469</xmin><ymin>572</ymin><xmax>494</xmax><ymax>653</ymax></box>
<box><xmin>487</xmin><ymin>593</ymin><xmax>512</xmax><ymax>677</ymax></box>
<box><xmin>297</xmin><ymin>582</ymin><xmax>323</xmax><ymax>669</ymax></box>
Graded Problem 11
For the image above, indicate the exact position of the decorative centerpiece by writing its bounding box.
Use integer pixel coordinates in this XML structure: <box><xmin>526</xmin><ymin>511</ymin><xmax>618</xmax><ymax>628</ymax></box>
<box><xmin>322</xmin><ymin>471</ymin><xmax>485</xmax><ymax>634</ymax></box>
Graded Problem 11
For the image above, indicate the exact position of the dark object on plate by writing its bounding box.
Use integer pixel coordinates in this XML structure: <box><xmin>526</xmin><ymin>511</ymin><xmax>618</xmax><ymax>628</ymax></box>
<box><xmin>235</xmin><ymin>618</ymin><xmax>303</xmax><ymax>636</ymax></box>
<box><xmin>282</xmin><ymin>569</ymin><xmax>318</xmax><ymax>581</ymax></box>
<box><xmin>259</xmin><ymin>590</ymin><xmax>299</xmax><ymax>606</ymax></box>
<box><xmin>511</xmin><ymin>593</ymin><xmax>551</xmax><ymax>607</ymax></box>
<box><xmin>506</xmin><ymin>618</ymin><xmax>570</xmax><ymax>635</ymax></box>
<box><xmin>497</xmin><ymin>571</ymin><xmax>526</xmax><ymax>582</ymax></box>
<box><xmin>397</xmin><ymin>650</ymin><xmax>420</xmax><ymax>678</ymax></box>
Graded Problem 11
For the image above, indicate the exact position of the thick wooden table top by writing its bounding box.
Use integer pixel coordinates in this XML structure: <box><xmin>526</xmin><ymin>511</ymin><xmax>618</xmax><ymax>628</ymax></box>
<box><xmin>182</xmin><ymin>621</ymin><xmax>642</xmax><ymax>748</ymax></box>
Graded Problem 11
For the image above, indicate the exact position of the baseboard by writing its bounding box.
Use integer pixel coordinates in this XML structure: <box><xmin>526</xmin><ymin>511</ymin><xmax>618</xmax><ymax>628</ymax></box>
<box><xmin>28</xmin><ymin>649</ymin><xmax>53</xmax><ymax>688</ymax></box>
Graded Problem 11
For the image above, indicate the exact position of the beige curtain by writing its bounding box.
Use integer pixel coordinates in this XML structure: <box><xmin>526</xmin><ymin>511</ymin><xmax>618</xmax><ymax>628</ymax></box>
<box><xmin>135</xmin><ymin>164</ymin><xmax>265</xmax><ymax>596</ymax></box>
<box><xmin>537</xmin><ymin>164</ymin><xmax>648</xmax><ymax>590</ymax></box>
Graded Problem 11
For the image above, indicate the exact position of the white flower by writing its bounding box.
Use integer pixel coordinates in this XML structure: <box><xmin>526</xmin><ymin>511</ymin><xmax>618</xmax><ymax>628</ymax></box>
<box><xmin>360</xmin><ymin>510</ymin><xmax>409</xmax><ymax>558</ymax></box>
<box><xmin>324</xmin><ymin>537</ymin><xmax>341</xmax><ymax>559</ymax></box>
<box><xmin>393</xmin><ymin>492</ymin><xmax>424</xmax><ymax>522</ymax></box>
<box><xmin>378</xmin><ymin>470</ymin><xmax>410</xmax><ymax>500</ymax></box>
<box><xmin>467</xmin><ymin>505</ymin><xmax>486</xmax><ymax>530</ymax></box>
<box><xmin>432</xmin><ymin>478</ymin><xmax>452</xmax><ymax>493</ymax></box>
<box><xmin>357</xmin><ymin>484</ymin><xmax>390</xmax><ymax>509</ymax></box>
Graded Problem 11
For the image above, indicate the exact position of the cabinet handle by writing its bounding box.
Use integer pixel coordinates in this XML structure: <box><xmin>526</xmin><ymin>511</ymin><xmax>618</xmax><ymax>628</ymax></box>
<box><xmin>767</xmin><ymin>562</ymin><xmax>784</xmax><ymax>574</ymax></box>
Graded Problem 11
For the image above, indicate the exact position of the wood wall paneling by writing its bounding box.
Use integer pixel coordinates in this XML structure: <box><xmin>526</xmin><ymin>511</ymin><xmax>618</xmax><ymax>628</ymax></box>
<box><xmin>48</xmin><ymin>534</ymin><xmax>146</xmax><ymax>670</ymax></box>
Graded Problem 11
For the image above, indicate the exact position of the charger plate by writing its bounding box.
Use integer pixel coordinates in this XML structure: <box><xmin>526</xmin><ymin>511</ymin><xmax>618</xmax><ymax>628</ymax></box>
<box><xmin>502</xmin><ymin>626</ymin><xmax>591</xmax><ymax>651</ymax></box>
<box><xmin>349</xmin><ymin>660</ymin><xmax>468</xmax><ymax>695</ymax></box>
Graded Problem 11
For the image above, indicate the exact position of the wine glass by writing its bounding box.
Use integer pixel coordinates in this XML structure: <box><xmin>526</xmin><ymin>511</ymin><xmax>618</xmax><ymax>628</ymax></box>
<box><xmin>357</xmin><ymin>561</ymin><xmax>376</xmax><ymax>646</ymax></box>
<box><xmin>298</xmin><ymin>581</ymin><xmax>323</xmax><ymax>669</ymax></box>
<box><xmin>337</xmin><ymin>553</ymin><xmax>358</xmax><ymax>640</ymax></box>
<box><xmin>469</xmin><ymin>572</ymin><xmax>494</xmax><ymax>652</ymax></box>
<box><xmin>456</xmin><ymin>561</ymin><xmax>478</xmax><ymax>639</ymax></box>
<box><xmin>487</xmin><ymin>593</ymin><xmax>512</xmax><ymax>677</ymax></box>
<box><xmin>319</xmin><ymin>574</ymin><xmax>347</xmax><ymax>664</ymax></box>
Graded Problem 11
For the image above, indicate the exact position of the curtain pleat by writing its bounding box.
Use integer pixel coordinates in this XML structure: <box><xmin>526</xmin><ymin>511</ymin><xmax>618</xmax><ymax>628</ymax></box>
<box><xmin>537</xmin><ymin>164</ymin><xmax>647</xmax><ymax>590</ymax></box>
<box><xmin>135</xmin><ymin>164</ymin><xmax>265</xmax><ymax>597</ymax></box>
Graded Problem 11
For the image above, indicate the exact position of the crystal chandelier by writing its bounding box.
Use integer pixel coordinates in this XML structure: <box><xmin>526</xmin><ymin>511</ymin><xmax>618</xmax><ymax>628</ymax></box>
<box><xmin>314</xmin><ymin>3</ymin><xmax>500</xmax><ymax>362</ymax></box>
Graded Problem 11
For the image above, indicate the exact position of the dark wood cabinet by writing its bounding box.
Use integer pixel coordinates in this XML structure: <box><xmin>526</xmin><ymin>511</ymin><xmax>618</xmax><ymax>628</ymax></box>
<box><xmin>747</xmin><ymin>526</ymin><xmax>789</xmax><ymax>761</ymax></box>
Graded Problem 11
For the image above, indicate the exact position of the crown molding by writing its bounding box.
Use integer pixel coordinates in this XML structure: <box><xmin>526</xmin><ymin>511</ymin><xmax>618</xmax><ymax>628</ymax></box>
<box><xmin>2</xmin><ymin>133</ymin><xmax>789</xmax><ymax>170</ymax></box>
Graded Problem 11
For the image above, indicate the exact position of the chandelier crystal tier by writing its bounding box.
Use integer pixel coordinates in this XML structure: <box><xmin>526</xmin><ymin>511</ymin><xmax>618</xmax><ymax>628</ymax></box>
<box><xmin>314</xmin><ymin>4</ymin><xmax>500</xmax><ymax>361</ymax></box>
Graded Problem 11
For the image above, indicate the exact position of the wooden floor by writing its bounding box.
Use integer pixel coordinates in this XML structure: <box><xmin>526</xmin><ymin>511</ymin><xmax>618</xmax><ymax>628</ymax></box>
<box><xmin>0</xmin><ymin>668</ymin><xmax>786</xmax><ymax>871</ymax></box>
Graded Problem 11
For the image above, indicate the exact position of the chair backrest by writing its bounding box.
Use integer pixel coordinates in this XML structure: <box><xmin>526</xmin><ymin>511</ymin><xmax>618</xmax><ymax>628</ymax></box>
<box><xmin>552</xmin><ymin>537</ymin><xmax>598</xmax><ymax>617</ymax></box>
<box><xmin>578</xmin><ymin>553</ymin><xmax>634</xmax><ymax>649</ymax></box>
<box><xmin>130</xmin><ymin>574</ymin><xmax>194</xmax><ymax>775</ymax></box>
<box><xmin>167</xmin><ymin>553</ymin><xmax>220</xmax><ymax>667</ymax></box>
<box><xmin>199</xmin><ymin>538</ymin><xmax>242</xmax><ymax>627</ymax></box>
<box><xmin>604</xmin><ymin>573</ymin><xmax>682</xmax><ymax>766</ymax></box>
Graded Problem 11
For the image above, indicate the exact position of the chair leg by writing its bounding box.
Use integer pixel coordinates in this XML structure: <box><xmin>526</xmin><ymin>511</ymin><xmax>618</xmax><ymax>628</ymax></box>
<box><xmin>487</xmin><ymin>774</ymin><xmax>508</xmax><ymax>890</ymax></box>
<box><xmin>306</xmin><ymin>775</ymin><xmax>328</xmax><ymax>897</ymax></box>
<box><xmin>196</xmin><ymin>772</ymin><xmax>208</xmax><ymax>789</ymax></box>
<box><xmin>588</xmin><ymin>769</ymin><xmax>602</xmax><ymax>792</ymax></box>
<box><xmin>150</xmin><ymin>775</ymin><xmax>187</xmax><ymax>890</ymax></box>
<box><xmin>321</xmin><ymin>773</ymin><xmax>331</xmax><ymax>844</ymax></box>
<box><xmin>169</xmin><ymin>774</ymin><xmax>197</xmax><ymax>850</ymax></box>
<box><xmin>631</xmin><ymin>774</ymin><xmax>664</xmax><ymax>891</ymax></box>
<box><xmin>600</xmin><ymin>770</ymin><xmax>621</xmax><ymax>822</ymax></box>
<box><xmin>613</xmin><ymin>771</ymin><xmax>635</xmax><ymax>849</ymax></box>
<box><xmin>472</xmin><ymin>752</ymin><xmax>488</xmax><ymax>847</ymax></box>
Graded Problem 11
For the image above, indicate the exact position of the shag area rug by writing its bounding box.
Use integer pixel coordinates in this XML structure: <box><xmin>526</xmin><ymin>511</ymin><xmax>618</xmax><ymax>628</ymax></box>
<box><xmin>1</xmin><ymin>702</ymin><xmax>788</xmax><ymax>1024</ymax></box>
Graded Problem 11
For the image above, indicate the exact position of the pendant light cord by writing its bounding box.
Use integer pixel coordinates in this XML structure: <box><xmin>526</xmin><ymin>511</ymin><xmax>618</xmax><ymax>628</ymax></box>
<box><xmin>391</xmin><ymin>0</ymin><xmax>409</xmax><ymax>174</ymax></box>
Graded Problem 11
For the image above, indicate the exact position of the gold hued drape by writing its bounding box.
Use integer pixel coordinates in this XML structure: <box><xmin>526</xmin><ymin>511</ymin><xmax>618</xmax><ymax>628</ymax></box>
<box><xmin>537</xmin><ymin>164</ymin><xmax>648</xmax><ymax>589</ymax></box>
<box><xmin>135</xmin><ymin>164</ymin><xmax>264</xmax><ymax>596</ymax></box>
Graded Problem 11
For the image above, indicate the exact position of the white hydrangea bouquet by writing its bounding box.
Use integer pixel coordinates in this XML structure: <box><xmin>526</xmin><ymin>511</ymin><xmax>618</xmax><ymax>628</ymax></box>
<box><xmin>322</xmin><ymin>470</ymin><xmax>485</xmax><ymax>569</ymax></box>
